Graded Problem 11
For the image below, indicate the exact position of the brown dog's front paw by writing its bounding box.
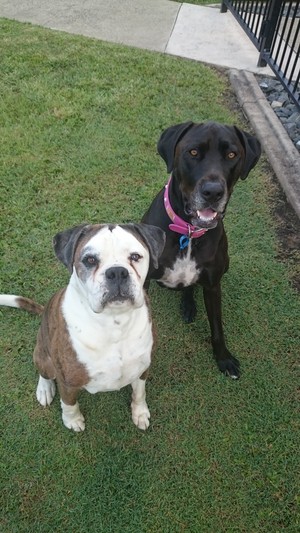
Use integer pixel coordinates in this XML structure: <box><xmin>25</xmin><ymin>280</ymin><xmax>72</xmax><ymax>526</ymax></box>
<box><xmin>36</xmin><ymin>376</ymin><xmax>56</xmax><ymax>406</ymax></box>
<box><xmin>61</xmin><ymin>400</ymin><xmax>85</xmax><ymax>432</ymax></box>
<box><xmin>217</xmin><ymin>356</ymin><xmax>240</xmax><ymax>379</ymax></box>
<box><xmin>131</xmin><ymin>402</ymin><xmax>150</xmax><ymax>430</ymax></box>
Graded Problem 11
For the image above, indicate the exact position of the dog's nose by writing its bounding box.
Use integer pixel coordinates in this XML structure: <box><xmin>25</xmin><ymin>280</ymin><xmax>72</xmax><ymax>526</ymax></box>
<box><xmin>105</xmin><ymin>266</ymin><xmax>129</xmax><ymax>283</ymax></box>
<box><xmin>200</xmin><ymin>181</ymin><xmax>224</xmax><ymax>203</ymax></box>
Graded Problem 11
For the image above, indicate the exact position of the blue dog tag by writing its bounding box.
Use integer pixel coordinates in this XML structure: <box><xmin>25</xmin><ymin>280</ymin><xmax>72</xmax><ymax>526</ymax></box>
<box><xmin>179</xmin><ymin>235</ymin><xmax>189</xmax><ymax>250</ymax></box>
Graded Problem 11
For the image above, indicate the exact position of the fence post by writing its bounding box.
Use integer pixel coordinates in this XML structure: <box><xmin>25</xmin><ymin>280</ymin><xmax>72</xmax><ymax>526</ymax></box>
<box><xmin>258</xmin><ymin>0</ymin><xmax>283</xmax><ymax>66</ymax></box>
<box><xmin>220</xmin><ymin>1</ymin><xmax>228</xmax><ymax>13</ymax></box>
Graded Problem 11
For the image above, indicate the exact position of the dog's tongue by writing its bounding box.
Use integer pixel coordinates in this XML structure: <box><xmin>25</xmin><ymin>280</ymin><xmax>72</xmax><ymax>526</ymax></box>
<box><xmin>196</xmin><ymin>209</ymin><xmax>217</xmax><ymax>222</ymax></box>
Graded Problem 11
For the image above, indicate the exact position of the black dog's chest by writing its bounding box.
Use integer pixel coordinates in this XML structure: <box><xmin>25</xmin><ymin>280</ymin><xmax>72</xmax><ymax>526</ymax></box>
<box><xmin>158</xmin><ymin>241</ymin><xmax>202</xmax><ymax>289</ymax></box>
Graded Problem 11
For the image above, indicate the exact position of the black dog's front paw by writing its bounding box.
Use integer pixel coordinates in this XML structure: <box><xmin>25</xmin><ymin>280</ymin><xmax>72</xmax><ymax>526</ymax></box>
<box><xmin>217</xmin><ymin>355</ymin><xmax>240</xmax><ymax>379</ymax></box>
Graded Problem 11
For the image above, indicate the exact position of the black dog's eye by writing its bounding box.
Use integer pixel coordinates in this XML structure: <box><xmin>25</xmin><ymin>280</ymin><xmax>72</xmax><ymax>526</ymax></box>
<box><xmin>189</xmin><ymin>149</ymin><xmax>198</xmax><ymax>157</ymax></box>
<box><xmin>227</xmin><ymin>151</ymin><xmax>236</xmax><ymax>160</ymax></box>
<box><xmin>82</xmin><ymin>255</ymin><xmax>99</xmax><ymax>267</ymax></box>
<box><xmin>130</xmin><ymin>253</ymin><xmax>142</xmax><ymax>262</ymax></box>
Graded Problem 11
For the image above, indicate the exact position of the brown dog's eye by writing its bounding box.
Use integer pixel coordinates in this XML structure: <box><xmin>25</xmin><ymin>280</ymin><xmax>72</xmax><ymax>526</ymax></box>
<box><xmin>190</xmin><ymin>149</ymin><xmax>198</xmax><ymax>157</ymax></box>
<box><xmin>83</xmin><ymin>255</ymin><xmax>98</xmax><ymax>267</ymax></box>
<box><xmin>227</xmin><ymin>152</ymin><xmax>236</xmax><ymax>160</ymax></box>
<box><xmin>130</xmin><ymin>253</ymin><xmax>142</xmax><ymax>262</ymax></box>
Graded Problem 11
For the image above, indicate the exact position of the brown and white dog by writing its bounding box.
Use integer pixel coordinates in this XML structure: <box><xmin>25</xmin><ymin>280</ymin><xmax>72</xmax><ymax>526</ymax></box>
<box><xmin>0</xmin><ymin>223</ymin><xmax>165</xmax><ymax>432</ymax></box>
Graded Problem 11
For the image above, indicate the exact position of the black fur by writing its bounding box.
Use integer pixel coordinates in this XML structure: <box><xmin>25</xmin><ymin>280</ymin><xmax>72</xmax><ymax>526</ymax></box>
<box><xmin>142</xmin><ymin>121</ymin><xmax>261</xmax><ymax>378</ymax></box>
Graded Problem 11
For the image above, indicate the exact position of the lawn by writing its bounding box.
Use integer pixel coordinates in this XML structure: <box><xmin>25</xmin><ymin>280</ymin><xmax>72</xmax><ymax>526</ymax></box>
<box><xmin>0</xmin><ymin>18</ymin><xmax>299</xmax><ymax>533</ymax></box>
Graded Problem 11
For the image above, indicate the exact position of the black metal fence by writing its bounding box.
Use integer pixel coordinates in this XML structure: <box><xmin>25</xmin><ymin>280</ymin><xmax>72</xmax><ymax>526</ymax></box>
<box><xmin>221</xmin><ymin>0</ymin><xmax>300</xmax><ymax>109</ymax></box>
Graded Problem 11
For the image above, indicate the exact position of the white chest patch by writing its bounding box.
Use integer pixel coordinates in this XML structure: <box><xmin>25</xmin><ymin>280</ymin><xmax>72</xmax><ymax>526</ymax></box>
<box><xmin>83</xmin><ymin>335</ymin><xmax>152</xmax><ymax>394</ymax></box>
<box><xmin>63</xmin><ymin>288</ymin><xmax>152</xmax><ymax>393</ymax></box>
<box><xmin>159</xmin><ymin>242</ymin><xmax>201</xmax><ymax>288</ymax></box>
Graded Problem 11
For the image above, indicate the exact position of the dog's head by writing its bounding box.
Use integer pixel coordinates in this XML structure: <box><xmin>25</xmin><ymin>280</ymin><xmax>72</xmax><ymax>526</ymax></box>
<box><xmin>158</xmin><ymin>121</ymin><xmax>261</xmax><ymax>229</ymax></box>
<box><xmin>53</xmin><ymin>223</ymin><xmax>165</xmax><ymax>313</ymax></box>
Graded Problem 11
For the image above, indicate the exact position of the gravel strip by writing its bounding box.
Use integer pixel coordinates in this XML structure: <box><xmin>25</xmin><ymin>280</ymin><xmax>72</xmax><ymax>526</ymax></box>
<box><xmin>230</xmin><ymin>69</ymin><xmax>300</xmax><ymax>220</ymax></box>
<box><xmin>257</xmin><ymin>77</ymin><xmax>300</xmax><ymax>153</ymax></box>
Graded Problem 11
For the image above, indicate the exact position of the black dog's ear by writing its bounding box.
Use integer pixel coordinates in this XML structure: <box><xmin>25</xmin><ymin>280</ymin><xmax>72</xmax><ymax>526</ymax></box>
<box><xmin>53</xmin><ymin>224</ymin><xmax>90</xmax><ymax>272</ymax></box>
<box><xmin>124</xmin><ymin>223</ymin><xmax>166</xmax><ymax>270</ymax></box>
<box><xmin>157</xmin><ymin>121</ymin><xmax>194</xmax><ymax>173</ymax></box>
<box><xmin>234</xmin><ymin>126</ymin><xmax>261</xmax><ymax>180</ymax></box>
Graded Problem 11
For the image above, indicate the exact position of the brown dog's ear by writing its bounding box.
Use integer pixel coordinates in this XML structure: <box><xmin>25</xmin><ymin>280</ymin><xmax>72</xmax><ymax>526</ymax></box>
<box><xmin>233</xmin><ymin>126</ymin><xmax>261</xmax><ymax>180</ymax></box>
<box><xmin>53</xmin><ymin>224</ymin><xmax>90</xmax><ymax>272</ymax></box>
<box><xmin>123</xmin><ymin>223</ymin><xmax>166</xmax><ymax>270</ymax></box>
<box><xmin>157</xmin><ymin>121</ymin><xmax>194</xmax><ymax>173</ymax></box>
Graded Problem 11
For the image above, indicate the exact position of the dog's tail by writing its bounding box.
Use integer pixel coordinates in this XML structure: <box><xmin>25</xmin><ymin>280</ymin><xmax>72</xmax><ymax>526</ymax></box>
<box><xmin>0</xmin><ymin>295</ymin><xmax>44</xmax><ymax>316</ymax></box>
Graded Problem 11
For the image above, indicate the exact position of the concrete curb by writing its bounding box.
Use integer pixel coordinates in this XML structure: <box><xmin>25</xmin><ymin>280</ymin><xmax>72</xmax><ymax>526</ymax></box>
<box><xmin>230</xmin><ymin>69</ymin><xmax>300</xmax><ymax>219</ymax></box>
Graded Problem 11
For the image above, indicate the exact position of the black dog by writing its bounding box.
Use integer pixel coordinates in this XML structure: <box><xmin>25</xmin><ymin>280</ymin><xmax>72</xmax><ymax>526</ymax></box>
<box><xmin>142</xmin><ymin>121</ymin><xmax>261</xmax><ymax>378</ymax></box>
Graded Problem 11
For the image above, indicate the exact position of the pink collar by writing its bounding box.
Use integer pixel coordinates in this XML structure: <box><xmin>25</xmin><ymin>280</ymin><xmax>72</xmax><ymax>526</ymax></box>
<box><xmin>164</xmin><ymin>175</ymin><xmax>207</xmax><ymax>239</ymax></box>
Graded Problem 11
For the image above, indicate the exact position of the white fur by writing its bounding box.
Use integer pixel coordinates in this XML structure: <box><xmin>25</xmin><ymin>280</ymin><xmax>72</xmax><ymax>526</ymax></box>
<box><xmin>131</xmin><ymin>378</ymin><xmax>150</xmax><ymax>430</ymax></box>
<box><xmin>61</xmin><ymin>400</ymin><xmax>85</xmax><ymax>432</ymax></box>
<box><xmin>0</xmin><ymin>295</ymin><xmax>20</xmax><ymax>308</ymax></box>
<box><xmin>77</xmin><ymin>226</ymin><xmax>150</xmax><ymax>313</ymax></box>
<box><xmin>159</xmin><ymin>240</ymin><xmax>201</xmax><ymax>288</ymax></box>
<box><xmin>59</xmin><ymin>225</ymin><xmax>153</xmax><ymax>431</ymax></box>
<box><xmin>62</xmin><ymin>283</ymin><xmax>152</xmax><ymax>393</ymax></box>
<box><xmin>62</xmin><ymin>226</ymin><xmax>153</xmax><ymax>395</ymax></box>
<box><xmin>36</xmin><ymin>376</ymin><xmax>56</xmax><ymax>406</ymax></box>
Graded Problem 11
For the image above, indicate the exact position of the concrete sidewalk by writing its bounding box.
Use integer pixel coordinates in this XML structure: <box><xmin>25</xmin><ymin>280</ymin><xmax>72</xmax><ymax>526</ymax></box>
<box><xmin>0</xmin><ymin>0</ymin><xmax>271</xmax><ymax>74</ymax></box>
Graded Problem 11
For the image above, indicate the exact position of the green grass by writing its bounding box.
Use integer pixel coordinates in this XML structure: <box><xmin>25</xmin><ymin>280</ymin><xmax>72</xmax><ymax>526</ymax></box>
<box><xmin>0</xmin><ymin>18</ymin><xmax>299</xmax><ymax>533</ymax></box>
